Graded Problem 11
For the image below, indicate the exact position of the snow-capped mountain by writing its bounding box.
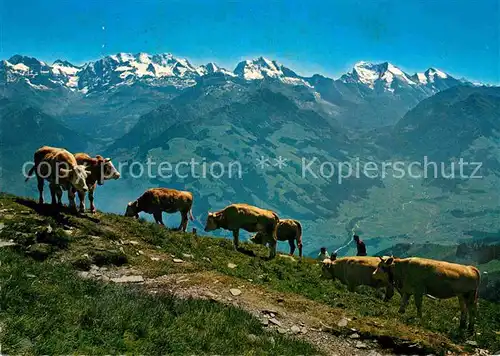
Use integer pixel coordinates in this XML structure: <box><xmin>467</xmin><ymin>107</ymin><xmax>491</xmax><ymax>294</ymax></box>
<box><xmin>233</xmin><ymin>57</ymin><xmax>309</xmax><ymax>86</ymax></box>
<box><xmin>1</xmin><ymin>52</ymin><xmax>468</xmax><ymax>96</ymax></box>
<box><xmin>340</xmin><ymin>61</ymin><xmax>462</xmax><ymax>94</ymax></box>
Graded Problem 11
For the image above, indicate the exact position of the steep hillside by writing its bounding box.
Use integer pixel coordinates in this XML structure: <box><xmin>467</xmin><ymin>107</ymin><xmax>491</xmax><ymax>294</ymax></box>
<box><xmin>0</xmin><ymin>193</ymin><xmax>499</xmax><ymax>355</ymax></box>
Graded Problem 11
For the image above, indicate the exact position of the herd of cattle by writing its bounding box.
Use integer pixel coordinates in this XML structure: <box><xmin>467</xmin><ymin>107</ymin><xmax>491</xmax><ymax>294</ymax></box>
<box><xmin>25</xmin><ymin>146</ymin><xmax>481</xmax><ymax>331</ymax></box>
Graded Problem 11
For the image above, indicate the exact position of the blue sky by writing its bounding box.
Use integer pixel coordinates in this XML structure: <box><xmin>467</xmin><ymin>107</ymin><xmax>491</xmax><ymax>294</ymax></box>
<box><xmin>1</xmin><ymin>0</ymin><xmax>498</xmax><ymax>83</ymax></box>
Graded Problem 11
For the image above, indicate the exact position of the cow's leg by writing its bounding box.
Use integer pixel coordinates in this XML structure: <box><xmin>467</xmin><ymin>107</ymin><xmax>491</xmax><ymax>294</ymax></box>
<box><xmin>67</xmin><ymin>189</ymin><xmax>77</xmax><ymax>212</ymax></box>
<box><xmin>153</xmin><ymin>211</ymin><xmax>164</xmax><ymax>225</ymax></box>
<box><xmin>56</xmin><ymin>186</ymin><xmax>63</xmax><ymax>206</ymax></box>
<box><xmin>179</xmin><ymin>211</ymin><xmax>188</xmax><ymax>232</ymax></box>
<box><xmin>232</xmin><ymin>230</ymin><xmax>239</xmax><ymax>250</ymax></box>
<box><xmin>288</xmin><ymin>238</ymin><xmax>296</xmax><ymax>256</ymax></box>
<box><xmin>77</xmin><ymin>189</ymin><xmax>86</xmax><ymax>213</ymax></box>
<box><xmin>88</xmin><ymin>187</ymin><xmax>96</xmax><ymax>214</ymax></box>
<box><xmin>36</xmin><ymin>176</ymin><xmax>44</xmax><ymax>204</ymax></box>
<box><xmin>414</xmin><ymin>293</ymin><xmax>424</xmax><ymax>319</ymax></box>
<box><xmin>298</xmin><ymin>241</ymin><xmax>303</xmax><ymax>259</ymax></box>
<box><xmin>457</xmin><ymin>295</ymin><xmax>468</xmax><ymax>330</ymax></box>
<box><xmin>49</xmin><ymin>183</ymin><xmax>58</xmax><ymax>205</ymax></box>
<box><xmin>465</xmin><ymin>291</ymin><xmax>477</xmax><ymax>332</ymax></box>
<box><xmin>399</xmin><ymin>292</ymin><xmax>410</xmax><ymax>314</ymax></box>
<box><xmin>384</xmin><ymin>285</ymin><xmax>395</xmax><ymax>302</ymax></box>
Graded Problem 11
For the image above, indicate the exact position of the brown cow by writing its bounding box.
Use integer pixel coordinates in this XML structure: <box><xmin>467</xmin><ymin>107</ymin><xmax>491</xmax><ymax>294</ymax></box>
<box><xmin>73</xmin><ymin>153</ymin><xmax>120</xmax><ymax>213</ymax></box>
<box><xmin>373</xmin><ymin>256</ymin><xmax>480</xmax><ymax>331</ymax></box>
<box><xmin>322</xmin><ymin>257</ymin><xmax>394</xmax><ymax>301</ymax></box>
<box><xmin>250</xmin><ymin>219</ymin><xmax>303</xmax><ymax>258</ymax></box>
<box><xmin>204</xmin><ymin>203</ymin><xmax>280</xmax><ymax>259</ymax></box>
<box><xmin>25</xmin><ymin>146</ymin><xmax>89</xmax><ymax>211</ymax></box>
<box><xmin>125</xmin><ymin>188</ymin><xmax>194</xmax><ymax>232</ymax></box>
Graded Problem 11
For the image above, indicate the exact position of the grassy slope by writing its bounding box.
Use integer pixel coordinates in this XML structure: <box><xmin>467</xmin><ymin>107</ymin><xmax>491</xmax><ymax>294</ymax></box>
<box><xmin>1</xmin><ymin>193</ymin><xmax>500</xmax><ymax>354</ymax></box>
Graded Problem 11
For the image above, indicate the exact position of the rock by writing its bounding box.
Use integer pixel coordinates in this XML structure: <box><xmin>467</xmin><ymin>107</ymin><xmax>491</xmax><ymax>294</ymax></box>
<box><xmin>202</xmin><ymin>257</ymin><xmax>211</xmax><ymax>262</ymax></box>
<box><xmin>227</xmin><ymin>263</ymin><xmax>237</xmax><ymax>269</ymax></box>
<box><xmin>247</xmin><ymin>334</ymin><xmax>258</xmax><ymax>343</ymax></box>
<box><xmin>78</xmin><ymin>271</ymin><xmax>91</xmax><ymax>279</ymax></box>
<box><xmin>263</xmin><ymin>308</ymin><xmax>278</xmax><ymax>315</ymax></box>
<box><xmin>230</xmin><ymin>288</ymin><xmax>242</xmax><ymax>296</ymax></box>
<box><xmin>300</xmin><ymin>327</ymin><xmax>308</xmax><ymax>334</ymax></box>
<box><xmin>173</xmin><ymin>258</ymin><xmax>184</xmax><ymax>263</ymax></box>
<box><xmin>269</xmin><ymin>318</ymin><xmax>282</xmax><ymax>327</ymax></box>
<box><xmin>355</xmin><ymin>341</ymin><xmax>368</xmax><ymax>349</ymax></box>
<box><xmin>270</xmin><ymin>313</ymin><xmax>275</xmax><ymax>318</ymax></box>
<box><xmin>182</xmin><ymin>253</ymin><xmax>194</xmax><ymax>259</ymax></box>
<box><xmin>261</xmin><ymin>319</ymin><xmax>269</xmax><ymax>326</ymax></box>
<box><xmin>337</xmin><ymin>318</ymin><xmax>348</xmax><ymax>327</ymax></box>
<box><xmin>466</xmin><ymin>341</ymin><xmax>478</xmax><ymax>347</ymax></box>
<box><xmin>26</xmin><ymin>274</ymin><xmax>36</xmax><ymax>278</ymax></box>
<box><xmin>0</xmin><ymin>240</ymin><xmax>17</xmax><ymax>248</ymax></box>
<box><xmin>204</xmin><ymin>291</ymin><xmax>217</xmax><ymax>299</ymax></box>
<box><xmin>290</xmin><ymin>325</ymin><xmax>301</xmax><ymax>334</ymax></box>
<box><xmin>110</xmin><ymin>275</ymin><xmax>144</xmax><ymax>283</ymax></box>
<box><xmin>277</xmin><ymin>328</ymin><xmax>287</xmax><ymax>334</ymax></box>
<box><xmin>150</xmin><ymin>257</ymin><xmax>160</xmax><ymax>261</ymax></box>
<box><xmin>350</xmin><ymin>333</ymin><xmax>360</xmax><ymax>339</ymax></box>
<box><xmin>138</xmin><ymin>250</ymin><xmax>144</xmax><ymax>255</ymax></box>
<box><xmin>26</xmin><ymin>243</ymin><xmax>52</xmax><ymax>261</ymax></box>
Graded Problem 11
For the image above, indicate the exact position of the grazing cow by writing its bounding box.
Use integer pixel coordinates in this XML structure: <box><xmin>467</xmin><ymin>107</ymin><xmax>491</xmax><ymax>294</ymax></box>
<box><xmin>125</xmin><ymin>188</ymin><xmax>194</xmax><ymax>232</ymax></box>
<box><xmin>73</xmin><ymin>153</ymin><xmax>120</xmax><ymax>213</ymax></box>
<box><xmin>250</xmin><ymin>219</ymin><xmax>303</xmax><ymax>258</ymax></box>
<box><xmin>373</xmin><ymin>256</ymin><xmax>480</xmax><ymax>331</ymax></box>
<box><xmin>25</xmin><ymin>146</ymin><xmax>89</xmax><ymax>211</ymax></box>
<box><xmin>205</xmin><ymin>204</ymin><xmax>280</xmax><ymax>259</ymax></box>
<box><xmin>322</xmin><ymin>257</ymin><xmax>394</xmax><ymax>301</ymax></box>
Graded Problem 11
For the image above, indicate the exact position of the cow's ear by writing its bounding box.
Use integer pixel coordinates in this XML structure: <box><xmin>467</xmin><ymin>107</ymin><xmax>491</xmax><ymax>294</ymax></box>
<box><xmin>127</xmin><ymin>202</ymin><xmax>133</xmax><ymax>207</ymax></box>
<box><xmin>96</xmin><ymin>155</ymin><xmax>104</xmax><ymax>160</ymax></box>
<box><xmin>105</xmin><ymin>157</ymin><xmax>111</xmax><ymax>162</ymax></box>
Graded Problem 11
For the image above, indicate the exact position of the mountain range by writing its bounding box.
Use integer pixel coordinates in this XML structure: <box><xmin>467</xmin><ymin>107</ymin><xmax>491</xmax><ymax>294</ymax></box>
<box><xmin>1</xmin><ymin>51</ymin><xmax>498</xmax><ymax>257</ymax></box>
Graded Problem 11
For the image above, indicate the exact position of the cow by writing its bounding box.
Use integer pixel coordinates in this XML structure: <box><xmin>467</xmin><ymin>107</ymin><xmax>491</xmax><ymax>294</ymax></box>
<box><xmin>322</xmin><ymin>257</ymin><xmax>394</xmax><ymax>302</ymax></box>
<box><xmin>72</xmin><ymin>153</ymin><xmax>120</xmax><ymax>213</ymax></box>
<box><xmin>204</xmin><ymin>203</ymin><xmax>280</xmax><ymax>259</ymax></box>
<box><xmin>250</xmin><ymin>219</ymin><xmax>303</xmax><ymax>258</ymax></box>
<box><xmin>373</xmin><ymin>256</ymin><xmax>480</xmax><ymax>331</ymax></box>
<box><xmin>25</xmin><ymin>146</ymin><xmax>90</xmax><ymax>211</ymax></box>
<box><xmin>125</xmin><ymin>188</ymin><xmax>194</xmax><ymax>232</ymax></box>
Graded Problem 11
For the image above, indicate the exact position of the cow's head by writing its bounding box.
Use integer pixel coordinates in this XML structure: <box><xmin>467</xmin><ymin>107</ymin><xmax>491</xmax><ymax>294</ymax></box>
<box><xmin>373</xmin><ymin>256</ymin><xmax>395</xmax><ymax>283</ymax></box>
<box><xmin>204</xmin><ymin>212</ymin><xmax>219</xmax><ymax>232</ymax></box>
<box><xmin>321</xmin><ymin>258</ymin><xmax>335</xmax><ymax>279</ymax></box>
<box><xmin>59</xmin><ymin>164</ymin><xmax>90</xmax><ymax>192</ymax></box>
<box><xmin>92</xmin><ymin>155</ymin><xmax>120</xmax><ymax>185</ymax></box>
<box><xmin>125</xmin><ymin>201</ymin><xmax>139</xmax><ymax>218</ymax></box>
<box><xmin>250</xmin><ymin>232</ymin><xmax>265</xmax><ymax>245</ymax></box>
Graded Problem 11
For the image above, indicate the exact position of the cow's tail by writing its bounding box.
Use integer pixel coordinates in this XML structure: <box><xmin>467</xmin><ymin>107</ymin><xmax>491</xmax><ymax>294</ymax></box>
<box><xmin>473</xmin><ymin>267</ymin><xmax>481</xmax><ymax>304</ymax></box>
<box><xmin>25</xmin><ymin>165</ymin><xmax>36</xmax><ymax>182</ymax></box>
<box><xmin>188</xmin><ymin>208</ymin><xmax>194</xmax><ymax>221</ymax></box>
<box><xmin>296</xmin><ymin>220</ymin><xmax>303</xmax><ymax>258</ymax></box>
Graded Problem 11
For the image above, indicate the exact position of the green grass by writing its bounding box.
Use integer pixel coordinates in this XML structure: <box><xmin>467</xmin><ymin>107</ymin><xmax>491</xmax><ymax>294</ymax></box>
<box><xmin>0</xmin><ymin>248</ymin><xmax>319</xmax><ymax>355</ymax></box>
<box><xmin>2</xmin><ymin>193</ymin><xmax>500</xmax><ymax>354</ymax></box>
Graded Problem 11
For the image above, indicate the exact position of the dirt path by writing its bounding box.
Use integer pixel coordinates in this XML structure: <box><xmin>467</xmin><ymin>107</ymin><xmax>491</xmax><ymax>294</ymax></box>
<box><xmin>80</xmin><ymin>264</ymin><xmax>396</xmax><ymax>356</ymax></box>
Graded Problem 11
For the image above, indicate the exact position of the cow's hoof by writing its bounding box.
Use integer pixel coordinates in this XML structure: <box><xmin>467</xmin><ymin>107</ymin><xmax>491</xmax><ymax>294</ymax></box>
<box><xmin>90</xmin><ymin>209</ymin><xmax>96</xmax><ymax>214</ymax></box>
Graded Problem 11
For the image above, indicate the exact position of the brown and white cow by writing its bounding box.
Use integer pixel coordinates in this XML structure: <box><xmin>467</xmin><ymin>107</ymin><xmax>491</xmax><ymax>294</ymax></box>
<box><xmin>322</xmin><ymin>257</ymin><xmax>395</xmax><ymax>301</ymax></box>
<box><xmin>204</xmin><ymin>203</ymin><xmax>280</xmax><ymax>259</ymax></box>
<box><xmin>373</xmin><ymin>256</ymin><xmax>480</xmax><ymax>331</ymax></box>
<box><xmin>250</xmin><ymin>219</ymin><xmax>303</xmax><ymax>258</ymax></box>
<box><xmin>125</xmin><ymin>188</ymin><xmax>194</xmax><ymax>232</ymax></box>
<box><xmin>25</xmin><ymin>146</ymin><xmax>89</xmax><ymax>211</ymax></box>
<box><xmin>73</xmin><ymin>153</ymin><xmax>120</xmax><ymax>213</ymax></box>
